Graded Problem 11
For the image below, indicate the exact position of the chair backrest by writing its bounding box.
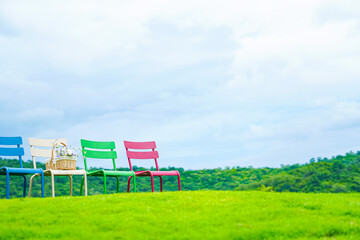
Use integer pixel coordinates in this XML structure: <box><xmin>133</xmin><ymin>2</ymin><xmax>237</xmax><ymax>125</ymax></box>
<box><xmin>80</xmin><ymin>139</ymin><xmax>117</xmax><ymax>171</ymax></box>
<box><xmin>0</xmin><ymin>136</ymin><xmax>25</xmax><ymax>168</ymax></box>
<box><xmin>124</xmin><ymin>141</ymin><xmax>160</xmax><ymax>171</ymax></box>
<box><xmin>28</xmin><ymin>137</ymin><xmax>67</xmax><ymax>169</ymax></box>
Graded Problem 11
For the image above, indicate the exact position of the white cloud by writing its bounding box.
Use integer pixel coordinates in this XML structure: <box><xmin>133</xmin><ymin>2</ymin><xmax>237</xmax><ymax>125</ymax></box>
<box><xmin>1</xmin><ymin>0</ymin><xmax>360</xmax><ymax>169</ymax></box>
<box><xmin>20</xmin><ymin>107</ymin><xmax>63</xmax><ymax>120</ymax></box>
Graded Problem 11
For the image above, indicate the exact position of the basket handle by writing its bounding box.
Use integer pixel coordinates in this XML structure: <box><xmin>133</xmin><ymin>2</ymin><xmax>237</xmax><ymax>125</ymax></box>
<box><xmin>51</xmin><ymin>141</ymin><xmax>67</xmax><ymax>161</ymax></box>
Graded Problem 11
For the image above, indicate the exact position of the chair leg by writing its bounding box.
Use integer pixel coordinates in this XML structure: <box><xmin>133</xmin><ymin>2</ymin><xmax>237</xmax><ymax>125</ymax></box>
<box><xmin>6</xmin><ymin>170</ymin><xmax>10</xmax><ymax>199</ymax></box>
<box><xmin>116</xmin><ymin>177</ymin><xmax>120</xmax><ymax>193</ymax></box>
<box><xmin>103</xmin><ymin>174</ymin><xmax>107</xmax><ymax>194</ymax></box>
<box><xmin>51</xmin><ymin>172</ymin><xmax>55</xmax><ymax>197</ymax></box>
<box><xmin>127</xmin><ymin>176</ymin><xmax>132</xmax><ymax>193</ymax></box>
<box><xmin>132</xmin><ymin>174</ymin><xmax>136</xmax><ymax>193</ymax></box>
<box><xmin>177</xmin><ymin>172</ymin><xmax>181</xmax><ymax>191</ymax></box>
<box><xmin>68</xmin><ymin>175</ymin><xmax>73</xmax><ymax>196</ymax></box>
<box><xmin>23</xmin><ymin>175</ymin><xmax>27</xmax><ymax>197</ymax></box>
<box><xmin>28</xmin><ymin>174</ymin><xmax>36</xmax><ymax>197</ymax></box>
<box><xmin>80</xmin><ymin>176</ymin><xmax>84</xmax><ymax>196</ymax></box>
<box><xmin>41</xmin><ymin>172</ymin><xmax>44</xmax><ymax>198</ymax></box>
<box><xmin>150</xmin><ymin>174</ymin><xmax>154</xmax><ymax>192</ymax></box>
<box><xmin>159</xmin><ymin>176</ymin><xmax>163</xmax><ymax>192</ymax></box>
<box><xmin>84</xmin><ymin>173</ymin><xmax>88</xmax><ymax>196</ymax></box>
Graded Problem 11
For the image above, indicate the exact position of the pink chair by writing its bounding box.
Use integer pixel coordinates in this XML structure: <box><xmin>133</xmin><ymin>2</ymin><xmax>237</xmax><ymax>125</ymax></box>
<box><xmin>124</xmin><ymin>141</ymin><xmax>181</xmax><ymax>192</ymax></box>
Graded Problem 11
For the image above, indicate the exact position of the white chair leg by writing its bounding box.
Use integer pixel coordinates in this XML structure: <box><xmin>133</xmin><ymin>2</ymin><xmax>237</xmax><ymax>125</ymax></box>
<box><xmin>28</xmin><ymin>174</ymin><xmax>37</xmax><ymax>197</ymax></box>
<box><xmin>51</xmin><ymin>172</ymin><xmax>55</xmax><ymax>197</ymax></box>
<box><xmin>69</xmin><ymin>175</ymin><xmax>73</xmax><ymax>196</ymax></box>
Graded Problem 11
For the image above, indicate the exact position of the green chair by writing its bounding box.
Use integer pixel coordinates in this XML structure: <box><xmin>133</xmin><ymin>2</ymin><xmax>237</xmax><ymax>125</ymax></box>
<box><xmin>80</xmin><ymin>139</ymin><xmax>136</xmax><ymax>195</ymax></box>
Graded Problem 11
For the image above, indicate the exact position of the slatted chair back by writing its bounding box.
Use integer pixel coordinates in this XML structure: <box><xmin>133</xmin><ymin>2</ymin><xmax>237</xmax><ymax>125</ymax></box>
<box><xmin>0</xmin><ymin>137</ymin><xmax>25</xmax><ymax>168</ymax></box>
<box><xmin>28</xmin><ymin>138</ymin><xmax>67</xmax><ymax>169</ymax></box>
<box><xmin>80</xmin><ymin>139</ymin><xmax>117</xmax><ymax>171</ymax></box>
<box><xmin>124</xmin><ymin>141</ymin><xmax>160</xmax><ymax>171</ymax></box>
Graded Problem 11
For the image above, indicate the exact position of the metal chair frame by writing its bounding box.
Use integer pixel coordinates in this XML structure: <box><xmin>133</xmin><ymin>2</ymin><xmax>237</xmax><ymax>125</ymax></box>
<box><xmin>0</xmin><ymin>136</ymin><xmax>44</xmax><ymax>199</ymax></box>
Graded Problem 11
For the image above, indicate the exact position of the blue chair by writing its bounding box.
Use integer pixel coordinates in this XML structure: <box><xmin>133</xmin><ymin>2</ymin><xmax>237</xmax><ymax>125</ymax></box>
<box><xmin>0</xmin><ymin>137</ymin><xmax>45</xmax><ymax>199</ymax></box>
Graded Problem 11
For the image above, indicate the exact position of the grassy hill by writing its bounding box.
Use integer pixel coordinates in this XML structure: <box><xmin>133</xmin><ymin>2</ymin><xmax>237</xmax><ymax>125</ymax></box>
<box><xmin>1</xmin><ymin>191</ymin><xmax>360</xmax><ymax>239</ymax></box>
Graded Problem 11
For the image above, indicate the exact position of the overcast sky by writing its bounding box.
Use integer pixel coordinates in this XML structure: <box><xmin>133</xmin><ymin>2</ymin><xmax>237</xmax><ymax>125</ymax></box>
<box><xmin>1</xmin><ymin>0</ymin><xmax>360</xmax><ymax>170</ymax></box>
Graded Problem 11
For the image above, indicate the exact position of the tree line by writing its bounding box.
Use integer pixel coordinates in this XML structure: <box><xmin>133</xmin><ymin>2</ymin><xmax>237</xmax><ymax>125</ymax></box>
<box><xmin>1</xmin><ymin>151</ymin><xmax>360</xmax><ymax>198</ymax></box>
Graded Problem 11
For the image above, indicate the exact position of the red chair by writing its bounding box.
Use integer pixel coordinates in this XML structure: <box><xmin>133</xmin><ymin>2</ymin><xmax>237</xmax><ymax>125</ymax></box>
<box><xmin>124</xmin><ymin>141</ymin><xmax>181</xmax><ymax>192</ymax></box>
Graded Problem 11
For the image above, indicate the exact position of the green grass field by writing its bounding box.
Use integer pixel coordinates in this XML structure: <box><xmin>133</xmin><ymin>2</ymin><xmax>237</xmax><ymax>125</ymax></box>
<box><xmin>1</xmin><ymin>191</ymin><xmax>360</xmax><ymax>239</ymax></box>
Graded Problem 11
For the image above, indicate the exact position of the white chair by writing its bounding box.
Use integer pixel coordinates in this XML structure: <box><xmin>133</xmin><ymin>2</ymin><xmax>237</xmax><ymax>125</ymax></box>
<box><xmin>28</xmin><ymin>137</ymin><xmax>88</xmax><ymax>197</ymax></box>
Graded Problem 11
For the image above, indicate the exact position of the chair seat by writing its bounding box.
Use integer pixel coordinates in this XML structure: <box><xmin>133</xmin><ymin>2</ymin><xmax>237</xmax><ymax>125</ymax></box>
<box><xmin>0</xmin><ymin>167</ymin><xmax>43</xmax><ymax>175</ymax></box>
<box><xmin>46</xmin><ymin>169</ymin><xmax>86</xmax><ymax>175</ymax></box>
<box><xmin>87</xmin><ymin>169</ymin><xmax>135</xmax><ymax>177</ymax></box>
<box><xmin>135</xmin><ymin>170</ymin><xmax>179</xmax><ymax>176</ymax></box>
<box><xmin>45</xmin><ymin>169</ymin><xmax>86</xmax><ymax>175</ymax></box>
<box><xmin>31</xmin><ymin>169</ymin><xmax>87</xmax><ymax>176</ymax></box>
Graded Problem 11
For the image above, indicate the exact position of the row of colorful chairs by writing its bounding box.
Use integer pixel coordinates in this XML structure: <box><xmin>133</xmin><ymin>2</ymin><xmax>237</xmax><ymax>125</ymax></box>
<box><xmin>0</xmin><ymin>136</ymin><xmax>181</xmax><ymax>199</ymax></box>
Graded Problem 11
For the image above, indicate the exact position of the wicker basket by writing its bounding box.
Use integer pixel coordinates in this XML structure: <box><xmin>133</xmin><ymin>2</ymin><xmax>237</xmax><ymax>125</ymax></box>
<box><xmin>46</xmin><ymin>157</ymin><xmax>77</xmax><ymax>170</ymax></box>
<box><xmin>45</xmin><ymin>141</ymin><xmax>77</xmax><ymax>170</ymax></box>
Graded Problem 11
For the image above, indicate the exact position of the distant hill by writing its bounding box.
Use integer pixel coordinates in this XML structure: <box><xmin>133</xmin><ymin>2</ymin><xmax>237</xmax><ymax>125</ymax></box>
<box><xmin>1</xmin><ymin>151</ymin><xmax>360</xmax><ymax>198</ymax></box>
<box><xmin>239</xmin><ymin>152</ymin><xmax>360</xmax><ymax>193</ymax></box>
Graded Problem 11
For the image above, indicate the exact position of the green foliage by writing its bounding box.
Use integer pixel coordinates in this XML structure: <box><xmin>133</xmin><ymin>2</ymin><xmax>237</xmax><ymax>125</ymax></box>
<box><xmin>1</xmin><ymin>191</ymin><xmax>360</xmax><ymax>239</ymax></box>
<box><xmin>2</xmin><ymin>150</ymin><xmax>360</xmax><ymax>198</ymax></box>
